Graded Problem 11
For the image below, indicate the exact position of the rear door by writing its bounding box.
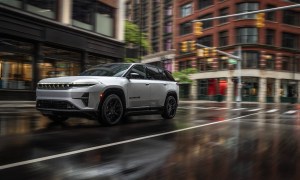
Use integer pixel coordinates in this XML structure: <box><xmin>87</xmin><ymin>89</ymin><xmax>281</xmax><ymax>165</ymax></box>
<box><xmin>146</xmin><ymin>65</ymin><xmax>168</xmax><ymax>107</ymax></box>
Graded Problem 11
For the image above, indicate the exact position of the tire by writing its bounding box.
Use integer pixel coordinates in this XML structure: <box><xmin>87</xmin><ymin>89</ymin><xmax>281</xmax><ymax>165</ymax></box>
<box><xmin>161</xmin><ymin>95</ymin><xmax>177</xmax><ymax>119</ymax></box>
<box><xmin>99</xmin><ymin>94</ymin><xmax>124</xmax><ymax>126</ymax></box>
<box><xmin>47</xmin><ymin>115</ymin><xmax>68</xmax><ymax>122</ymax></box>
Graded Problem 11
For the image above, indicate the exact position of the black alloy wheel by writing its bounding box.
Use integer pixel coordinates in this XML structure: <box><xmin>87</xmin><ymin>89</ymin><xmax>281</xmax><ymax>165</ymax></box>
<box><xmin>161</xmin><ymin>95</ymin><xmax>177</xmax><ymax>119</ymax></box>
<box><xmin>100</xmin><ymin>94</ymin><xmax>124</xmax><ymax>126</ymax></box>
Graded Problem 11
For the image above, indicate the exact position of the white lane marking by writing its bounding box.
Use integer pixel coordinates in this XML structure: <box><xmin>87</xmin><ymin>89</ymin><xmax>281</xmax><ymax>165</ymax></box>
<box><xmin>0</xmin><ymin>112</ymin><xmax>261</xmax><ymax>170</ymax></box>
<box><xmin>267</xmin><ymin>109</ymin><xmax>278</xmax><ymax>113</ymax></box>
<box><xmin>248</xmin><ymin>108</ymin><xmax>262</xmax><ymax>112</ymax></box>
<box><xmin>216</xmin><ymin>108</ymin><xmax>229</xmax><ymax>110</ymax></box>
<box><xmin>232</xmin><ymin>108</ymin><xmax>247</xmax><ymax>111</ymax></box>
<box><xmin>284</xmin><ymin>110</ymin><xmax>297</xmax><ymax>114</ymax></box>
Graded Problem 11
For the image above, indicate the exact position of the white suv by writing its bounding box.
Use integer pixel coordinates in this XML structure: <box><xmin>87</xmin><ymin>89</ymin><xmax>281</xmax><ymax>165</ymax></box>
<box><xmin>36</xmin><ymin>63</ymin><xmax>179</xmax><ymax>126</ymax></box>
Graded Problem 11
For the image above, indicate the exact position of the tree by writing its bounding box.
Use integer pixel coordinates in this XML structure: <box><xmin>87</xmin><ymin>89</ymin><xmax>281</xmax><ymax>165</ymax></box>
<box><xmin>172</xmin><ymin>68</ymin><xmax>197</xmax><ymax>84</ymax></box>
<box><xmin>125</xmin><ymin>20</ymin><xmax>150</xmax><ymax>62</ymax></box>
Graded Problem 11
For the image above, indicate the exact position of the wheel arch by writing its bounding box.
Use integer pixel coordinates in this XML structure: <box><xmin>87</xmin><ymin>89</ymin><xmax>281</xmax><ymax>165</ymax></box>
<box><xmin>99</xmin><ymin>88</ymin><xmax>126</xmax><ymax>110</ymax></box>
<box><xmin>166</xmin><ymin>91</ymin><xmax>178</xmax><ymax>104</ymax></box>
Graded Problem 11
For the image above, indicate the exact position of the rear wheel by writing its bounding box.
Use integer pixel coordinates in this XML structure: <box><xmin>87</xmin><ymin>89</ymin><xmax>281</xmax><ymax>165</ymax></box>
<box><xmin>161</xmin><ymin>95</ymin><xmax>177</xmax><ymax>119</ymax></box>
<box><xmin>99</xmin><ymin>94</ymin><xmax>124</xmax><ymax>126</ymax></box>
<box><xmin>47</xmin><ymin>115</ymin><xmax>68</xmax><ymax>122</ymax></box>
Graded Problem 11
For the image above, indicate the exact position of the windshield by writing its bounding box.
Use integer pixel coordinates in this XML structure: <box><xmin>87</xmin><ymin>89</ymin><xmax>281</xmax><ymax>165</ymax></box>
<box><xmin>79</xmin><ymin>64</ymin><xmax>131</xmax><ymax>77</ymax></box>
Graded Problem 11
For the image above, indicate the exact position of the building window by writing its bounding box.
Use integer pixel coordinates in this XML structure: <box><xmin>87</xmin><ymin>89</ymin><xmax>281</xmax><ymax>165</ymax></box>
<box><xmin>95</xmin><ymin>2</ymin><xmax>115</xmax><ymax>37</ymax></box>
<box><xmin>281</xmin><ymin>56</ymin><xmax>293</xmax><ymax>71</ymax></box>
<box><xmin>152</xmin><ymin>42</ymin><xmax>159</xmax><ymax>53</ymax></box>
<box><xmin>219</xmin><ymin>58</ymin><xmax>228</xmax><ymax>70</ymax></box>
<box><xmin>165</xmin><ymin>5</ymin><xmax>173</xmax><ymax>16</ymax></box>
<box><xmin>236</xmin><ymin>28</ymin><xmax>258</xmax><ymax>44</ymax></box>
<box><xmin>197</xmin><ymin>59</ymin><xmax>213</xmax><ymax>71</ymax></box>
<box><xmin>164</xmin><ymin>39</ymin><xmax>172</xmax><ymax>51</ymax></box>
<box><xmin>180</xmin><ymin>3</ymin><xmax>192</xmax><ymax>17</ymax></box>
<box><xmin>25</xmin><ymin>0</ymin><xmax>57</xmax><ymax>19</ymax></box>
<box><xmin>72</xmin><ymin>0</ymin><xmax>94</xmax><ymax>31</ymax></box>
<box><xmin>266</xmin><ymin>5</ymin><xmax>276</xmax><ymax>21</ymax></box>
<box><xmin>266</xmin><ymin>29</ymin><xmax>275</xmax><ymax>45</ymax></box>
<box><xmin>219</xmin><ymin>31</ymin><xmax>228</xmax><ymax>46</ymax></box>
<box><xmin>236</xmin><ymin>3</ymin><xmax>258</xmax><ymax>19</ymax></box>
<box><xmin>0</xmin><ymin>0</ymin><xmax>22</xmax><ymax>8</ymax></box>
<box><xmin>165</xmin><ymin>22</ymin><xmax>172</xmax><ymax>33</ymax></box>
<box><xmin>241</xmin><ymin>51</ymin><xmax>259</xmax><ymax>69</ymax></box>
<box><xmin>179</xmin><ymin>21</ymin><xmax>192</xmax><ymax>35</ymax></box>
<box><xmin>86</xmin><ymin>54</ymin><xmax>115</xmax><ymax>69</ymax></box>
<box><xmin>72</xmin><ymin>0</ymin><xmax>115</xmax><ymax>37</ymax></box>
<box><xmin>197</xmin><ymin>35</ymin><xmax>213</xmax><ymax>47</ymax></box>
<box><xmin>282</xmin><ymin>32</ymin><xmax>299</xmax><ymax>49</ymax></box>
<box><xmin>198</xmin><ymin>0</ymin><xmax>213</xmax><ymax>10</ymax></box>
<box><xmin>179</xmin><ymin>60</ymin><xmax>192</xmax><ymax>71</ymax></box>
<box><xmin>219</xmin><ymin>7</ymin><xmax>229</xmax><ymax>24</ymax></box>
<box><xmin>0</xmin><ymin>38</ymin><xmax>34</xmax><ymax>90</ymax></box>
<box><xmin>265</xmin><ymin>54</ymin><xmax>275</xmax><ymax>70</ymax></box>
<box><xmin>283</xmin><ymin>10</ymin><xmax>300</xmax><ymax>26</ymax></box>
<box><xmin>199</xmin><ymin>14</ymin><xmax>213</xmax><ymax>29</ymax></box>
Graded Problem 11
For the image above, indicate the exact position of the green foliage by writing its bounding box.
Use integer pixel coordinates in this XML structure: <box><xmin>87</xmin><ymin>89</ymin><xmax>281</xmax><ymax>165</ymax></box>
<box><xmin>172</xmin><ymin>68</ymin><xmax>197</xmax><ymax>84</ymax></box>
<box><xmin>124</xmin><ymin>58</ymin><xmax>138</xmax><ymax>63</ymax></box>
<box><xmin>125</xmin><ymin>20</ymin><xmax>150</xmax><ymax>51</ymax></box>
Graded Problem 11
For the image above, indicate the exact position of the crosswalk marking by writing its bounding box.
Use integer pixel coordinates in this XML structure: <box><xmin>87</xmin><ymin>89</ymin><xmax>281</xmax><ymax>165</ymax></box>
<box><xmin>266</xmin><ymin>109</ymin><xmax>278</xmax><ymax>113</ymax></box>
<box><xmin>247</xmin><ymin>108</ymin><xmax>262</xmax><ymax>112</ymax></box>
<box><xmin>284</xmin><ymin>110</ymin><xmax>297</xmax><ymax>114</ymax></box>
<box><xmin>178</xmin><ymin>106</ymin><xmax>300</xmax><ymax>115</ymax></box>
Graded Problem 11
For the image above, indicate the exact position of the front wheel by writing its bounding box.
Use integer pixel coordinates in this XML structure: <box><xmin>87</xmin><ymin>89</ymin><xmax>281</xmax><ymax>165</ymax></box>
<box><xmin>161</xmin><ymin>95</ymin><xmax>177</xmax><ymax>119</ymax></box>
<box><xmin>99</xmin><ymin>94</ymin><xmax>124</xmax><ymax>126</ymax></box>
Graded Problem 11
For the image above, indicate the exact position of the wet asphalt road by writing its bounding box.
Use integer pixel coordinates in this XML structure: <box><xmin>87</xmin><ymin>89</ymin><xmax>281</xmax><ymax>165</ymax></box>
<box><xmin>1</xmin><ymin>102</ymin><xmax>300</xmax><ymax>180</ymax></box>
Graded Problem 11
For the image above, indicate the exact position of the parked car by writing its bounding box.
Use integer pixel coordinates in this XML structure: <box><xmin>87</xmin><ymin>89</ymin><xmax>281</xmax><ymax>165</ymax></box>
<box><xmin>36</xmin><ymin>63</ymin><xmax>179</xmax><ymax>126</ymax></box>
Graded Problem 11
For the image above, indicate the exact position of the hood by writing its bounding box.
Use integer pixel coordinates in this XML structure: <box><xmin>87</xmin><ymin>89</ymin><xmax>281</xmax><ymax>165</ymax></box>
<box><xmin>38</xmin><ymin>76</ymin><xmax>123</xmax><ymax>85</ymax></box>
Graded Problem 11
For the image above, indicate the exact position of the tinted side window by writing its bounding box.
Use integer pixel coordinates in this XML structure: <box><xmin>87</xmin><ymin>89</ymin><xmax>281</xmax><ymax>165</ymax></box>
<box><xmin>146</xmin><ymin>66</ymin><xmax>161</xmax><ymax>80</ymax></box>
<box><xmin>128</xmin><ymin>65</ymin><xmax>146</xmax><ymax>79</ymax></box>
<box><xmin>165</xmin><ymin>70</ymin><xmax>175</xmax><ymax>81</ymax></box>
<box><xmin>157</xmin><ymin>68</ymin><xmax>167</xmax><ymax>80</ymax></box>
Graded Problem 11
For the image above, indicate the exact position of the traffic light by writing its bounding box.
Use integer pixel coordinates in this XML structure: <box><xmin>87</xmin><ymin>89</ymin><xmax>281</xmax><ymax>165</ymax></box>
<box><xmin>256</xmin><ymin>13</ymin><xmax>265</xmax><ymax>28</ymax></box>
<box><xmin>193</xmin><ymin>22</ymin><xmax>203</xmax><ymax>36</ymax></box>
<box><xmin>211</xmin><ymin>47</ymin><xmax>217</xmax><ymax>57</ymax></box>
<box><xmin>203</xmin><ymin>48</ymin><xmax>209</xmax><ymax>57</ymax></box>
<box><xmin>189</xmin><ymin>41</ymin><xmax>196</xmax><ymax>51</ymax></box>
<box><xmin>181</xmin><ymin>41</ymin><xmax>188</xmax><ymax>52</ymax></box>
<box><xmin>197</xmin><ymin>49</ymin><xmax>204</xmax><ymax>57</ymax></box>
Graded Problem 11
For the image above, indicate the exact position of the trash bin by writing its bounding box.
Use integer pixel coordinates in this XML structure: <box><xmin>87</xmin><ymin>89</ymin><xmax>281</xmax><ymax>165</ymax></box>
<box><xmin>216</xmin><ymin>94</ymin><xmax>223</xmax><ymax>102</ymax></box>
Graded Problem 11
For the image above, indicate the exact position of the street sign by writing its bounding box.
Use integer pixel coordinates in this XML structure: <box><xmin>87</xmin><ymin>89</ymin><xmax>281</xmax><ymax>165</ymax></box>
<box><xmin>228</xmin><ymin>59</ymin><xmax>237</xmax><ymax>64</ymax></box>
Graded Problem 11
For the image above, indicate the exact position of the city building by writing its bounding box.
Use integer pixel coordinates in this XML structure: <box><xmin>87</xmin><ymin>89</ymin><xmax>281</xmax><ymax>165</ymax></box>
<box><xmin>175</xmin><ymin>0</ymin><xmax>300</xmax><ymax>103</ymax></box>
<box><xmin>0</xmin><ymin>0</ymin><xmax>125</xmax><ymax>100</ymax></box>
<box><xmin>125</xmin><ymin>0</ymin><xmax>175</xmax><ymax>72</ymax></box>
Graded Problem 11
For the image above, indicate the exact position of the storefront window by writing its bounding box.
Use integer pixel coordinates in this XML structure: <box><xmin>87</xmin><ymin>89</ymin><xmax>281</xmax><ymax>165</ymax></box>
<box><xmin>197</xmin><ymin>78</ymin><xmax>227</xmax><ymax>100</ymax></box>
<box><xmin>266</xmin><ymin>78</ymin><xmax>275</xmax><ymax>97</ymax></box>
<box><xmin>38</xmin><ymin>46</ymin><xmax>81</xmax><ymax>80</ymax></box>
<box><xmin>72</xmin><ymin>0</ymin><xmax>94</xmax><ymax>30</ymax></box>
<box><xmin>280</xmin><ymin>79</ymin><xmax>297</xmax><ymax>98</ymax></box>
<box><xmin>0</xmin><ymin>39</ymin><xmax>33</xmax><ymax>90</ymax></box>
<box><xmin>26</xmin><ymin>0</ymin><xmax>57</xmax><ymax>19</ymax></box>
<box><xmin>241</xmin><ymin>77</ymin><xmax>259</xmax><ymax>101</ymax></box>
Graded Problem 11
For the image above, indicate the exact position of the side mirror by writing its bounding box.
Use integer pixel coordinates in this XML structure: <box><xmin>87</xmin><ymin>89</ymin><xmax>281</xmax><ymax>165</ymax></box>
<box><xmin>128</xmin><ymin>72</ymin><xmax>140</xmax><ymax>79</ymax></box>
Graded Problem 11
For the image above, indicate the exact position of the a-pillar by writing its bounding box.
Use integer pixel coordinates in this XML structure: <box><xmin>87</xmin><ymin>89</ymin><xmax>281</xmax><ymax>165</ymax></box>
<box><xmin>259</xmin><ymin>77</ymin><xmax>266</xmax><ymax>103</ymax></box>
<box><xmin>274</xmin><ymin>79</ymin><xmax>281</xmax><ymax>103</ymax></box>
<box><xmin>226</xmin><ymin>77</ymin><xmax>233</xmax><ymax>103</ymax></box>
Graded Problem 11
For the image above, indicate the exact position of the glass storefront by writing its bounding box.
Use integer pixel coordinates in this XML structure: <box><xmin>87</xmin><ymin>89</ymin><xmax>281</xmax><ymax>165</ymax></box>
<box><xmin>197</xmin><ymin>78</ymin><xmax>227</xmax><ymax>101</ymax></box>
<box><xmin>266</xmin><ymin>78</ymin><xmax>275</xmax><ymax>103</ymax></box>
<box><xmin>241</xmin><ymin>77</ymin><xmax>259</xmax><ymax>102</ymax></box>
<box><xmin>280</xmin><ymin>79</ymin><xmax>298</xmax><ymax>103</ymax></box>
<box><xmin>38</xmin><ymin>46</ymin><xmax>81</xmax><ymax>80</ymax></box>
<box><xmin>0</xmin><ymin>39</ymin><xmax>33</xmax><ymax>90</ymax></box>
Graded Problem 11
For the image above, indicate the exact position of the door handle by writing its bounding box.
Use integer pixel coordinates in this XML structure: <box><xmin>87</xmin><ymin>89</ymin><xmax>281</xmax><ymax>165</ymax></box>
<box><xmin>163</xmin><ymin>84</ymin><xmax>167</xmax><ymax>86</ymax></box>
<box><xmin>145</xmin><ymin>83</ymin><xmax>150</xmax><ymax>86</ymax></box>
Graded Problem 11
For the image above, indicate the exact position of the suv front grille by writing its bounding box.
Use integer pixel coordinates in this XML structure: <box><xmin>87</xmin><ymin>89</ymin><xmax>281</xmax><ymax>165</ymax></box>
<box><xmin>37</xmin><ymin>83</ymin><xmax>72</xmax><ymax>90</ymax></box>
<box><xmin>37</xmin><ymin>100</ymin><xmax>78</xmax><ymax>110</ymax></box>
